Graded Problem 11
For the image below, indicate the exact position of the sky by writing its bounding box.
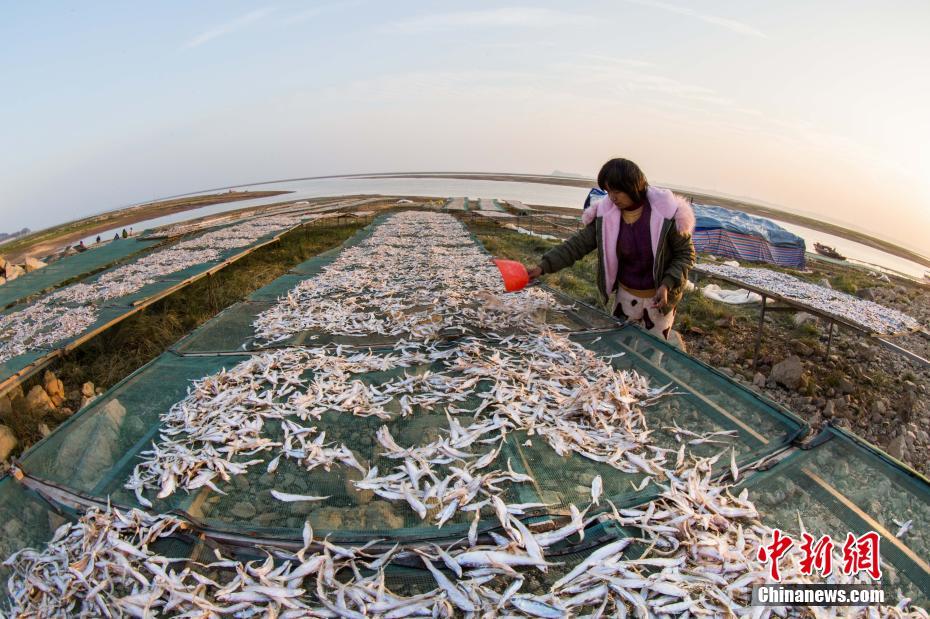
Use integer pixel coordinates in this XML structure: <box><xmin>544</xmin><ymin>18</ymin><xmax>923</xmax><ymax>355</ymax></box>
<box><xmin>2</xmin><ymin>1</ymin><xmax>929</xmax><ymax>253</ymax></box>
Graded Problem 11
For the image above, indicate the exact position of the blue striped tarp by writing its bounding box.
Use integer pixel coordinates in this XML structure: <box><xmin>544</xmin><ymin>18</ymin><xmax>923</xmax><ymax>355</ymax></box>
<box><xmin>693</xmin><ymin>228</ymin><xmax>806</xmax><ymax>268</ymax></box>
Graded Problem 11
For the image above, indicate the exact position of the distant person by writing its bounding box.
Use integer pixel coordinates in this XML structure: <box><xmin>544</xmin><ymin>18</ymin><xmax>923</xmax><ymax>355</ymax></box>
<box><xmin>121</xmin><ymin>228</ymin><xmax>128</xmax><ymax>238</ymax></box>
<box><xmin>95</xmin><ymin>235</ymin><xmax>101</xmax><ymax>244</ymax></box>
<box><xmin>76</xmin><ymin>240</ymin><xmax>87</xmax><ymax>252</ymax></box>
<box><xmin>129</xmin><ymin>227</ymin><xmax>134</xmax><ymax>236</ymax></box>
<box><xmin>524</xmin><ymin>158</ymin><xmax>696</xmax><ymax>340</ymax></box>
<box><xmin>114</xmin><ymin>233</ymin><xmax>121</xmax><ymax>241</ymax></box>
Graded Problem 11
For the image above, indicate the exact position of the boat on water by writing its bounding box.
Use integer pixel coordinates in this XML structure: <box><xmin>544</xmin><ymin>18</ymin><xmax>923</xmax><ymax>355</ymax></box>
<box><xmin>814</xmin><ymin>242</ymin><xmax>847</xmax><ymax>260</ymax></box>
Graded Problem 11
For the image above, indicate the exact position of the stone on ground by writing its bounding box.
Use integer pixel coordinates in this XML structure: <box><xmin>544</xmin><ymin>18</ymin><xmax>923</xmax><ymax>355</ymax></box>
<box><xmin>0</xmin><ymin>425</ymin><xmax>17</xmax><ymax>461</ymax></box>
<box><xmin>23</xmin><ymin>257</ymin><xmax>47</xmax><ymax>272</ymax></box>
<box><xmin>886</xmin><ymin>435</ymin><xmax>908</xmax><ymax>461</ymax></box>
<box><xmin>25</xmin><ymin>385</ymin><xmax>55</xmax><ymax>415</ymax></box>
<box><xmin>4</xmin><ymin>264</ymin><xmax>25</xmax><ymax>281</ymax></box>
<box><xmin>43</xmin><ymin>371</ymin><xmax>65</xmax><ymax>407</ymax></box>
<box><xmin>771</xmin><ymin>355</ymin><xmax>804</xmax><ymax>390</ymax></box>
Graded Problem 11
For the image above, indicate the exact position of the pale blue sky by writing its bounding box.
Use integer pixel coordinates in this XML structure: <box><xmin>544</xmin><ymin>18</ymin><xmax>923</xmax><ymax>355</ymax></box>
<box><xmin>2</xmin><ymin>1</ymin><xmax>928</xmax><ymax>251</ymax></box>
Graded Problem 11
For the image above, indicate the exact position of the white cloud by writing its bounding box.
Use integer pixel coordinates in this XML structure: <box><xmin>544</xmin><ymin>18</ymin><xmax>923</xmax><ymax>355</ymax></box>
<box><xmin>183</xmin><ymin>8</ymin><xmax>273</xmax><ymax>49</ymax></box>
<box><xmin>381</xmin><ymin>7</ymin><xmax>595</xmax><ymax>34</ymax></box>
<box><xmin>625</xmin><ymin>0</ymin><xmax>768</xmax><ymax>38</ymax></box>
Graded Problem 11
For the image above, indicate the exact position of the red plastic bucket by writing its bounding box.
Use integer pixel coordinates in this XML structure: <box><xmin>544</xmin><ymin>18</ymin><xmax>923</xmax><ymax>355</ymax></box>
<box><xmin>493</xmin><ymin>259</ymin><xmax>529</xmax><ymax>292</ymax></box>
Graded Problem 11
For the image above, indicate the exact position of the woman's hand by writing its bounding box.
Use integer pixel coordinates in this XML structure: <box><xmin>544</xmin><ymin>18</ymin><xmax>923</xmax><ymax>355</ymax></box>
<box><xmin>652</xmin><ymin>284</ymin><xmax>669</xmax><ymax>309</ymax></box>
<box><xmin>526</xmin><ymin>265</ymin><xmax>542</xmax><ymax>280</ymax></box>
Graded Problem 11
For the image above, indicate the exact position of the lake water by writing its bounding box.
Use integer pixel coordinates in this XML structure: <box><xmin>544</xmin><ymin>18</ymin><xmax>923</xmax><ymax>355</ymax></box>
<box><xmin>80</xmin><ymin>175</ymin><xmax>929</xmax><ymax>279</ymax></box>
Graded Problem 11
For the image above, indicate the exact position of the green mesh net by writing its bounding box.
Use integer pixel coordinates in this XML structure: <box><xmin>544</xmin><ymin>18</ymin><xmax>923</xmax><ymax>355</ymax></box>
<box><xmin>3</xmin><ymin>211</ymin><xmax>929</xmax><ymax>610</ymax></box>
<box><xmin>0</xmin><ymin>239</ymin><xmax>162</xmax><ymax>310</ymax></box>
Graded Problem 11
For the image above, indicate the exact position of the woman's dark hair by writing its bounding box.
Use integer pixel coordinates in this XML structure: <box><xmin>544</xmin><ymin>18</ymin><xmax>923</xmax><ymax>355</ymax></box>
<box><xmin>597</xmin><ymin>158</ymin><xmax>649</xmax><ymax>204</ymax></box>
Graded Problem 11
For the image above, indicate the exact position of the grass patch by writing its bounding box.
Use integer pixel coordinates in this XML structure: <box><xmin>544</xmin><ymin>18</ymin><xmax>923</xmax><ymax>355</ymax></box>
<box><xmin>830</xmin><ymin>274</ymin><xmax>859</xmax><ymax>294</ymax></box>
<box><xmin>676</xmin><ymin>292</ymin><xmax>735</xmax><ymax>333</ymax></box>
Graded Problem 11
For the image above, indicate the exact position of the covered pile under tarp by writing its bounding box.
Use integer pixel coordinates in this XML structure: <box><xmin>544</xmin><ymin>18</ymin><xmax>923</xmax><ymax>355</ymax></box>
<box><xmin>693</xmin><ymin>203</ymin><xmax>806</xmax><ymax>268</ymax></box>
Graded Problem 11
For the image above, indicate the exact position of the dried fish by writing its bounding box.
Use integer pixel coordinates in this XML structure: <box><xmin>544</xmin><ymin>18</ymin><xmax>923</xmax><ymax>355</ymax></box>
<box><xmin>0</xmin><ymin>213</ymin><xmax>305</xmax><ymax>364</ymax></box>
<box><xmin>697</xmin><ymin>262</ymin><xmax>922</xmax><ymax>335</ymax></box>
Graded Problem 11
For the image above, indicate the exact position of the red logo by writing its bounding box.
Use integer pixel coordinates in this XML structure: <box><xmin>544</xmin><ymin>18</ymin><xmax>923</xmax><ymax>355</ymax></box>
<box><xmin>842</xmin><ymin>532</ymin><xmax>882</xmax><ymax>580</ymax></box>
<box><xmin>799</xmin><ymin>533</ymin><xmax>834</xmax><ymax>577</ymax></box>
<box><xmin>757</xmin><ymin>528</ymin><xmax>794</xmax><ymax>581</ymax></box>
<box><xmin>758</xmin><ymin>530</ymin><xmax>882</xmax><ymax>581</ymax></box>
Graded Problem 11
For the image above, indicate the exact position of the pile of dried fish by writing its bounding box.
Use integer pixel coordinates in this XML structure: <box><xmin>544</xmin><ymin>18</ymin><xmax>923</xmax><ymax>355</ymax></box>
<box><xmin>47</xmin><ymin>248</ymin><xmax>222</xmax><ymax>305</ymax></box>
<box><xmin>10</xmin><ymin>464</ymin><xmax>930</xmax><ymax>617</ymax></box>
<box><xmin>126</xmin><ymin>347</ymin><xmax>404</xmax><ymax>504</ymax></box>
<box><xmin>254</xmin><ymin>211</ymin><xmax>569</xmax><ymax>342</ymax></box>
<box><xmin>174</xmin><ymin>214</ymin><xmax>304</xmax><ymax>251</ymax></box>
<box><xmin>0</xmin><ymin>247</ymin><xmax>220</xmax><ymax>363</ymax></box>
<box><xmin>127</xmin><ymin>330</ymin><xmax>664</xmax><ymax>517</ymax></box>
<box><xmin>0</xmin><ymin>214</ymin><xmax>306</xmax><ymax>364</ymax></box>
<box><xmin>0</xmin><ymin>303</ymin><xmax>97</xmax><ymax>361</ymax></box>
<box><xmin>696</xmin><ymin>262</ymin><xmax>922</xmax><ymax>335</ymax></box>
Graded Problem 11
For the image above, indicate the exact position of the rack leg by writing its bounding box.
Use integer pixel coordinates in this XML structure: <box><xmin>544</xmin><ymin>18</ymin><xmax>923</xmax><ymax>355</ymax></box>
<box><xmin>753</xmin><ymin>295</ymin><xmax>767</xmax><ymax>369</ymax></box>
<box><xmin>826</xmin><ymin>321</ymin><xmax>835</xmax><ymax>358</ymax></box>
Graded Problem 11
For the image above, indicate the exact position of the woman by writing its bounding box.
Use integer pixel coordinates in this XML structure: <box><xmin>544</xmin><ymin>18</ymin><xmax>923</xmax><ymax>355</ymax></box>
<box><xmin>527</xmin><ymin>158</ymin><xmax>696</xmax><ymax>339</ymax></box>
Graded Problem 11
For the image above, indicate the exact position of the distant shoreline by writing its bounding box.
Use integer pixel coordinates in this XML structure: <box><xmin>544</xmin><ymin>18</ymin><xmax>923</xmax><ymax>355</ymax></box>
<box><xmin>358</xmin><ymin>172</ymin><xmax>930</xmax><ymax>270</ymax></box>
<box><xmin>0</xmin><ymin>190</ymin><xmax>291</xmax><ymax>262</ymax></box>
<box><xmin>5</xmin><ymin>171</ymin><xmax>926</xmax><ymax>271</ymax></box>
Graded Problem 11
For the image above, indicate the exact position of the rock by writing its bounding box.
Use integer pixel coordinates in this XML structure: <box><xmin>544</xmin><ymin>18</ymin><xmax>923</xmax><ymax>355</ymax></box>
<box><xmin>819</xmin><ymin>278</ymin><xmax>832</xmax><ymax>289</ymax></box>
<box><xmin>793</xmin><ymin>312</ymin><xmax>816</xmax><ymax>327</ymax></box>
<box><xmin>0</xmin><ymin>394</ymin><xmax>11</xmax><ymax>419</ymax></box>
<box><xmin>43</xmin><ymin>371</ymin><xmax>65</xmax><ymax>407</ymax></box>
<box><xmin>720</xmin><ymin>367</ymin><xmax>735</xmax><ymax>378</ymax></box>
<box><xmin>857</xmin><ymin>288</ymin><xmax>875</xmax><ymax>301</ymax></box>
<box><xmin>823</xmin><ymin>400</ymin><xmax>836</xmax><ymax>418</ymax></box>
<box><xmin>887</xmin><ymin>435</ymin><xmax>907</xmax><ymax>460</ymax></box>
<box><xmin>310</xmin><ymin>507</ymin><xmax>344</xmax><ymax>530</ymax></box>
<box><xmin>53</xmin><ymin>398</ymin><xmax>125</xmax><ymax>482</ymax></box>
<box><xmin>25</xmin><ymin>385</ymin><xmax>55</xmax><ymax>415</ymax></box>
<box><xmin>771</xmin><ymin>355</ymin><xmax>804</xmax><ymax>390</ymax></box>
<box><xmin>837</xmin><ymin>377</ymin><xmax>856</xmax><ymax>395</ymax></box>
<box><xmin>666</xmin><ymin>330</ymin><xmax>687</xmax><ymax>352</ymax></box>
<box><xmin>753</xmin><ymin>372</ymin><xmax>766</xmax><ymax>388</ymax></box>
<box><xmin>80</xmin><ymin>395</ymin><xmax>97</xmax><ymax>409</ymax></box>
<box><xmin>364</xmin><ymin>502</ymin><xmax>404</xmax><ymax>529</ymax></box>
<box><xmin>791</xmin><ymin>341</ymin><xmax>813</xmax><ymax>357</ymax></box>
<box><xmin>230</xmin><ymin>502</ymin><xmax>256</xmax><ymax>519</ymax></box>
<box><xmin>872</xmin><ymin>400</ymin><xmax>887</xmax><ymax>415</ymax></box>
<box><xmin>0</xmin><ymin>256</ymin><xmax>5</xmax><ymax>270</ymax></box>
<box><xmin>4</xmin><ymin>264</ymin><xmax>25</xmax><ymax>281</ymax></box>
<box><xmin>23</xmin><ymin>257</ymin><xmax>47</xmax><ymax>272</ymax></box>
<box><xmin>38</xmin><ymin>423</ymin><xmax>51</xmax><ymax>438</ymax></box>
<box><xmin>81</xmin><ymin>382</ymin><xmax>95</xmax><ymax>398</ymax></box>
<box><xmin>0</xmin><ymin>277</ymin><xmax>5</xmax><ymax>286</ymax></box>
<box><xmin>0</xmin><ymin>425</ymin><xmax>16</xmax><ymax>461</ymax></box>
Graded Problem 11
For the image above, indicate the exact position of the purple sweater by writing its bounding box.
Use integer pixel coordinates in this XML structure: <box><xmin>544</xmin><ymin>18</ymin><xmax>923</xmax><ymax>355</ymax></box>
<box><xmin>617</xmin><ymin>203</ymin><xmax>656</xmax><ymax>292</ymax></box>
